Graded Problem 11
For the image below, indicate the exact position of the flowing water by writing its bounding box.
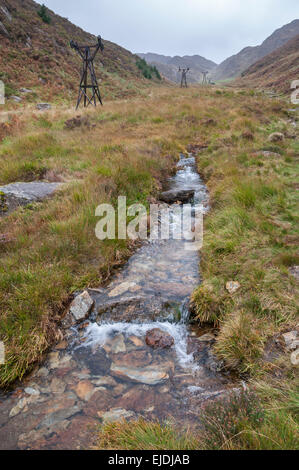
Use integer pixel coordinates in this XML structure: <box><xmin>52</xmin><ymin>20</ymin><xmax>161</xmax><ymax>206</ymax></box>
<box><xmin>0</xmin><ymin>154</ymin><xmax>237</xmax><ymax>450</ymax></box>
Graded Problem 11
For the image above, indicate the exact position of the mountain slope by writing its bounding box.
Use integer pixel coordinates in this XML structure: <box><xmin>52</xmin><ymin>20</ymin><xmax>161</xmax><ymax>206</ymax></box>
<box><xmin>212</xmin><ymin>19</ymin><xmax>299</xmax><ymax>82</ymax></box>
<box><xmin>0</xmin><ymin>0</ymin><xmax>160</xmax><ymax>103</ymax></box>
<box><xmin>138</xmin><ymin>52</ymin><xmax>217</xmax><ymax>83</ymax></box>
<box><xmin>234</xmin><ymin>34</ymin><xmax>299</xmax><ymax>94</ymax></box>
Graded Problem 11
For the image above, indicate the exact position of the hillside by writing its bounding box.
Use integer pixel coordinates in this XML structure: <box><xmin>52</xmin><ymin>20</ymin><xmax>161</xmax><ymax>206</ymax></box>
<box><xmin>235</xmin><ymin>34</ymin><xmax>299</xmax><ymax>94</ymax></box>
<box><xmin>0</xmin><ymin>0</ymin><xmax>161</xmax><ymax>104</ymax></box>
<box><xmin>138</xmin><ymin>52</ymin><xmax>217</xmax><ymax>83</ymax></box>
<box><xmin>212</xmin><ymin>19</ymin><xmax>299</xmax><ymax>82</ymax></box>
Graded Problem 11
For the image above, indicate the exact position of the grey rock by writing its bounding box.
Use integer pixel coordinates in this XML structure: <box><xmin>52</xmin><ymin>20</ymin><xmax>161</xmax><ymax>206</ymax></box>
<box><xmin>282</xmin><ymin>331</ymin><xmax>298</xmax><ymax>349</ymax></box>
<box><xmin>0</xmin><ymin>6</ymin><xmax>12</xmax><ymax>22</ymax></box>
<box><xmin>10</xmin><ymin>96</ymin><xmax>22</xmax><ymax>103</ymax></box>
<box><xmin>36</xmin><ymin>103</ymin><xmax>51</xmax><ymax>111</ymax></box>
<box><xmin>20</xmin><ymin>88</ymin><xmax>33</xmax><ymax>94</ymax></box>
<box><xmin>24</xmin><ymin>387</ymin><xmax>40</xmax><ymax>396</ymax></box>
<box><xmin>289</xmin><ymin>266</ymin><xmax>299</xmax><ymax>281</ymax></box>
<box><xmin>38</xmin><ymin>405</ymin><xmax>82</xmax><ymax>429</ymax></box>
<box><xmin>69</xmin><ymin>290</ymin><xmax>94</xmax><ymax>323</ymax></box>
<box><xmin>108</xmin><ymin>282</ymin><xmax>137</xmax><ymax>298</ymax></box>
<box><xmin>0</xmin><ymin>182</ymin><xmax>61</xmax><ymax>203</ymax></box>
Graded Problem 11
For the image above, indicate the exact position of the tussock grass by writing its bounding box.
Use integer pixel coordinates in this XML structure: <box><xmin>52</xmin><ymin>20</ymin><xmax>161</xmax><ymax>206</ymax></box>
<box><xmin>97</xmin><ymin>419</ymin><xmax>200</xmax><ymax>450</ymax></box>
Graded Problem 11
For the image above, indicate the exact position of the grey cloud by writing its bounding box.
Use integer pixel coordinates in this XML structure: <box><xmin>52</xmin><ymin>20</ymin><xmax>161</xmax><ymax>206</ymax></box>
<box><xmin>38</xmin><ymin>0</ymin><xmax>298</xmax><ymax>63</ymax></box>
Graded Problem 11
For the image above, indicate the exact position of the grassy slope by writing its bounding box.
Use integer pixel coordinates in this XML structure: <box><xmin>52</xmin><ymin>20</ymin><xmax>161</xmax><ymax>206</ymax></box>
<box><xmin>234</xmin><ymin>35</ymin><xmax>299</xmax><ymax>94</ymax></box>
<box><xmin>0</xmin><ymin>86</ymin><xmax>298</xmax><ymax>448</ymax></box>
<box><xmin>0</xmin><ymin>0</ymin><xmax>161</xmax><ymax>104</ymax></box>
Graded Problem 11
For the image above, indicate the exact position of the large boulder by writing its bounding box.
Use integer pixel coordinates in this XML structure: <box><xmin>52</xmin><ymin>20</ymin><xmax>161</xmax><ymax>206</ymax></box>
<box><xmin>159</xmin><ymin>189</ymin><xmax>195</xmax><ymax>204</ymax></box>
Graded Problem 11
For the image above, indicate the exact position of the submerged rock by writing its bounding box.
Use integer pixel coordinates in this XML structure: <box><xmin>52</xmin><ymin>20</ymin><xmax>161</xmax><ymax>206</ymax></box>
<box><xmin>108</xmin><ymin>282</ymin><xmax>137</xmax><ymax>298</ymax></box>
<box><xmin>111</xmin><ymin>364</ymin><xmax>169</xmax><ymax>385</ymax></box>
<box><xmin>101</xmin><ymin>408</ymin><xmax>136</xmax><ymax>424</ymax></box>
<box><xmin>74</xmin><ymin>381</ymin><xmax>95</xmax><ymax>401</ymax></box>
<box><xmin>73</xmin><ymin>347</ymin><xmax>111</xmax><ymax>376</ymax></box>
<box><xmin>145</xmin><ymin>328</ymin><xmax>174</xmax><ymax>350</ymax></box>
<box><xmin>9</xmin><ymin>398</ymin><xmax>28</xmax><ymax>418</ymax></box>
<box><xmin>24</xmin><ymin>387</ymin><xmax>40</xmax><ymax>397</ymax></box>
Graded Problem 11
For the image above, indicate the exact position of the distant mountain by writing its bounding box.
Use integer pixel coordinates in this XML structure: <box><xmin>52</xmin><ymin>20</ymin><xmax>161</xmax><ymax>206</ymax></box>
<box><xmin>137</xmin><ymin>53</ymin><xmax>217</xmax><ymax>83</ymax></box>
<box><xmin>234</xmin><ymin>34</ymin><xmax>299</xmax><ymax>94</ymax></box>
<box><xmin>212</xmin><ymin>19</ymin><xmax>299</xmax><ymax>82</ymax></box>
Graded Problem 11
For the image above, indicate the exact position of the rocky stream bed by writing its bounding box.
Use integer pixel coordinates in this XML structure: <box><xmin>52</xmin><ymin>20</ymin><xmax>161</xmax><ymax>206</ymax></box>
<box><xmin>0</xmin><ymin>154</ymin><xmax>239</xmax><ymax>450</ymax></box>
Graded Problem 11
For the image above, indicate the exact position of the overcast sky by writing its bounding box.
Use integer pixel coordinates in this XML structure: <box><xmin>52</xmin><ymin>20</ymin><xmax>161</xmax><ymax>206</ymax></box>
<box><xmin>37</xmin><ymin>0</ymin><xmax>298</xmax><ymax>63</ymax></box>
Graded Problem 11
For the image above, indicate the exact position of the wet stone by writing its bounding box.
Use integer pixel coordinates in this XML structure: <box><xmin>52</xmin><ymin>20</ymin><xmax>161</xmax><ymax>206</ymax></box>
<box><xmin>108</xmin><ymin>282</ymin><xmax>137</xmax><ymax>298</ymax></box>
<box><xmin>24</xmin><ymin>387</ymin><xmax>40</xmax><ymax>396</ymax></box>
<box><xmin>111</xmin><ymin>350</ymin><xmax>153</xmax><ymax>368</ymax></box>
<box><xmin>50</xmin><ymin>378</ymin><xmax>66</xmax><ymax>394</ymax></box>
<box><xmin>74</xmin><ymin>381</ymin><xmax>95</xmax><ymax>401</ymax></box>
<box><xmin>73</xmin><ymin>346</ymin><xmax>111</xmax><ymax>376</ymax></box>
<box><xmin>111</xmin><ymin>364</ymin><xmax>169</xmax><ymax>385</ymax></box>
<box><xmin>91</xmin><ymin>376</ymin><xmax>117</xmax><ymax>387</ymax></box>
<box><xmin>100</xmin><ymin>408</ymin><xmax>136</xmax><ymax>424</ymax></box>
<box><xmin>38</xmin><ymin>404</ymin><xmax>82</xmax><ymax>429</ymax></box>
<box><xmin>145</xmin><ymin>328</ymin><xmax>174</xmax><ymax>350</ymax></box>
<box><xmin>104</xmin><ymin>334</ymin><xmax>126</xmax><ymax>354</ymax></box>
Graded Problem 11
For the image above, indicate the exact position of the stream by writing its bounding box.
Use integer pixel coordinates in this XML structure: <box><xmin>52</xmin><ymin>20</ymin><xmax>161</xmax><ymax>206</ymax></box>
<box><xmin>0</xmin><ymin>153</ymin><xmax>238</xmax><ymax>450</ymax></box>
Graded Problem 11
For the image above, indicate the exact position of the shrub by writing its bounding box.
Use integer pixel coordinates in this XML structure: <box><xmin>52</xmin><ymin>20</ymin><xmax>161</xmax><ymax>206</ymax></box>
<box><xmin>37</xmin><ymin>4</ymin><xmax>51</xmax><ymax>24</ymax></box>
<box><xmin>200</xmin><ymin>391</ymin><xmax>264</xmax><ymax>450</ymax></box>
